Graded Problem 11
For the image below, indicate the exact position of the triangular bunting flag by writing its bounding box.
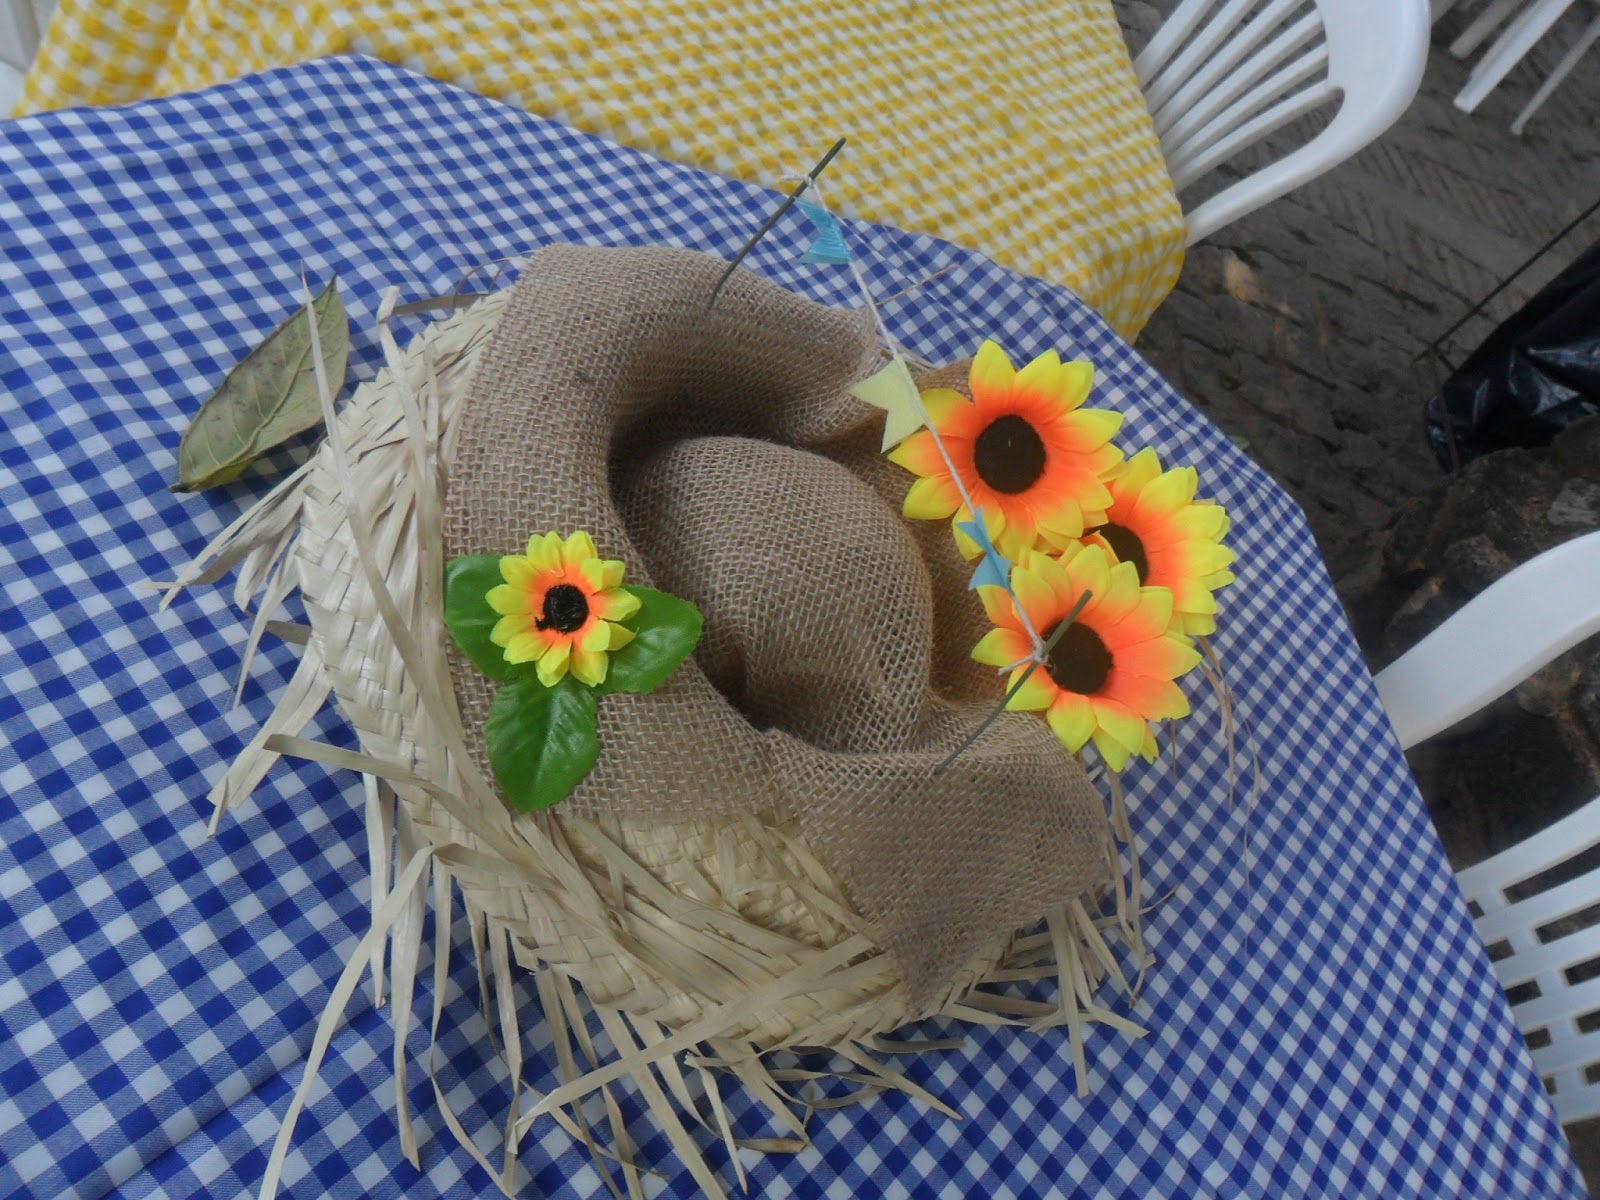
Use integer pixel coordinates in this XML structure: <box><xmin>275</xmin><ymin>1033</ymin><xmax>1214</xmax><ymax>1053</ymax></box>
<box><xmin>850</xmin><ymin>355</ymin><xmax>925</xmax><ymax>452</ymax></box>
<box><xmin>957</xmin><ymin>507</ymin><xmax>1013</xmax><ymax>592</ymax></box>
<box><xmin>798</xmin><ymin>200</ymin><xmax>852</xmax><ymax>265</ymax></box>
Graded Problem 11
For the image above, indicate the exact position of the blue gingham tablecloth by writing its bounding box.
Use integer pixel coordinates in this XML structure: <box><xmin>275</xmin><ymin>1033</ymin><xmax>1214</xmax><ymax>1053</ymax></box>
<box><xmin>0</xmin><ymin>56</ymin><xmax>1584</xmax><ymax>1200</ymax></box>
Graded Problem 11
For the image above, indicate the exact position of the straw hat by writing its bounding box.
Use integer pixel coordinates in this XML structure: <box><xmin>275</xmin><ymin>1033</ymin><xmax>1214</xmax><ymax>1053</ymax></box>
<box><xmin>180</xmin><ymin>245</ymin><xmax>1137</xmax><ymax>1197</ymax></box>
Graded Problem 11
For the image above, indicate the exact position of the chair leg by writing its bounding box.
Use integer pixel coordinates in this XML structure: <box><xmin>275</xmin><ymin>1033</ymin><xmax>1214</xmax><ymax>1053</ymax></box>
<box><xmin>1511</xmin><ymin>8</ymin><xmax>1600</xmax><ymax>132</ymax></box>
<box><xmin>1454</xmin><ymin>0</ymin><xmax>1579</xmax><ymax>112</ymax></box>
<box><xmin>1450</xmin><ymin>0</ymin><xmax>1525</xmax><ymax>57</ymax></box>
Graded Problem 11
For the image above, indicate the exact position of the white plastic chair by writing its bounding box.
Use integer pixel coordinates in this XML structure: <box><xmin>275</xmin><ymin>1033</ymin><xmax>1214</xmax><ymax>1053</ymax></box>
<box><xmin>1133</xmin><ymin>0</ymin><xmax>1432</xmax><ymax>247</ymax></box>
<box><xmin>1448</xmin><ymin>0</ymin><xmax>1540</xmax><ymax>58</ymax></box>
<box><xmin>1455</xmin><ymin>0</ymin><xmax>1600</xmax><ymax>135</ymax></box>
<box><xmin>1509</xmin><ymin>7</ymin><xmax>1600</xmax><ymax>134</ymax></box>
<box><xmin>1451</xmin><ymin>0</ymin><xmax>1587</xmax><ymax>116</ymax></box>
<box><xmin>1375</xmin><ymin>530</ymin><xmax>1600</xmax><ymax>1123</ymax></box>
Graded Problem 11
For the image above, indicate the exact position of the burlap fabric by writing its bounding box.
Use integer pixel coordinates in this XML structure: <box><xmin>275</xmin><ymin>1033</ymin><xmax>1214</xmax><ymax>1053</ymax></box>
<box><xmin>444</xmin><ymin>244</ymin><xmax>1106</xmax><ymax>1002</ymax></box>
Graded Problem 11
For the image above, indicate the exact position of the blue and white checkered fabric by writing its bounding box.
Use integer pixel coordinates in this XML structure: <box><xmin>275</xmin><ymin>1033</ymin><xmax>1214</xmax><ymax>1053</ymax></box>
<box><xmin>0</xmin><ymin>57</ymin><xmax>1583</xmax><ymax>1200</ymax></box>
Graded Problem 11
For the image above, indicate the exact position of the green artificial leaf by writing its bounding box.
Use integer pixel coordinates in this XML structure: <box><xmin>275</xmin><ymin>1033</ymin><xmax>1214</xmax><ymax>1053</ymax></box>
<box><xmin>595</xmin><ymin>586</ymin><xmax>704</xmax><ymax>695</ymax></box>
<box><xmin>173</xmin><ymin>275</ymin><xmax>348</xmax><ymax>492</ymax></box>
<box><xmin>485</xmin><ymin>675</ymin><xmax>599</xmax><ymax>812</ymax></box>
<box><xmin>444</xmin><ymin>554</ymin><xmax>526</xmax><ymax>682</ymax></box>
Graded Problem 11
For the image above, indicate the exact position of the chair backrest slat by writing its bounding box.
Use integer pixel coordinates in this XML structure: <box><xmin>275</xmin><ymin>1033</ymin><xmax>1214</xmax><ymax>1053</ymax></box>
<box><xmin>1136</xmin><ymin>0</ymin><xmax>1224</xmax><ymax>85</ymax></box>
<box><xmin>1451</xmin><ymin>792</ymin><xmax>1600</xmax><ymax>1124</ymax></box>
<box><xmin>1149</xmin><ymin>0</ymin><xmax>1318</xmax><ymax>134</ymax></box>
<box><xmin>1137</xmin><ymin>0</ymin><xmax>1430</xmax><ymax>246</ymax></box>
<box><xmin>1167</xmin><ymin>82</ymin><xmax>1335</xmax><ymax>193</ymax></box>
<box><xmin>1142</xmin><ymin>0</ymin><xmax>1263</xmax><ymax>113</ymax></box>
<box><xmin>1161</xmin><ymin>42</ymin><xmax>1330</xmax><ymax>170</ymax></box>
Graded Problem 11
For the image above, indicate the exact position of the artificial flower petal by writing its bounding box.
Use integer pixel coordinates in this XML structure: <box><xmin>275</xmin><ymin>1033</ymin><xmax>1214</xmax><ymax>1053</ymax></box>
<box><xmin>1114</xmin><ymin>447</ymin><xmax>1162</xmax><ymax>489</ymax></box>
<box><xmin>536</xmin><ymin>640</ymin><xmax>571</xmax><ymax>686</ymax></box>
<box><xmin>1032</xmin><ymin>548</ymin><xmax>1079</xmax><ymax>610</ymax></box>
<box><xmin>1004</xmin><ymin>665</ymin><xmax>1056</xmax><ymax>712</ymax></box>
<box><xmin>1114</xmin><ymin>634</ymin><xmax>1201</xmax><ymax>680</ymax></box>
<box><xmin>978</xmin><ymin>583</ymin><xmax>1017</xmax><ymax>628</ymax></box>
<box><xmin>561</xmin><ymin>530</ymin><xmax>598</xmax><ymax>568</ymax></box>
<box><xmin>1014</xmin><ymin>348</ymin><xmax>1063</xmax><ymax>397</ymax></box>
<box><xmin>973</xmin><ymin>627</ymin><xmax>1030</xmax><ymax>667</ymax></box>
<box><xmin>1009</xmin><ymin>566</ymin><xmax>1058</xmax><ymax>633</ymax></box>
<box><xmin>1103</xmin><ymin>670</ymin><xmax>1190</xmax><ymax>721</ymax></box>
<box><xmin>1113</xmin><ymin>587</ymin><xmax>1176</xmax><ymax>642</ymax></box>
<box><xmin>920</xmin><ymin>386</ymin><xmax>969</xmax><ymax>426</ymax></box>
<box><xmin>487</xmin><ymin>582</ymin><xmax>526</xmax><ymax>616</ymax></box>
<box><xmin>1172</xmin><ymin>504</ymin><xmax>1228</xmax><ymax>540</ymax></box>
<box><xmin>1061</xmin><ymin>406</ymin><xmax>1123</xmax><ymax>449</ymax></box>
<box><xmin>1091</xmin><ymin>728</ymin><xmax>1134</xmax><ymax>772</ymax></box>
<box><xmin>969</xmin><ymin>339</ymin><xmax>1017</xmax><ymax>398</ymax></box>
<box><xmin>1059</xmin><ymin>360</ymin><xmax>1094</xmax><ymax>409</ymax></box>
<box><xmin>570</xmin><ymin>646</ymin><xmax>608</xmax><ymax>687</ymax></box>
<box><xmin>1170</xmin><ymin>582</ymin><xmax>1217</xmax><ymax>615</ymax></box>
<box><xmin>595</xmin><ymin>587</ymin><xmax>642</xmax><ymax>623</ymax></box>
<box><xmin>903</xmin><ymin>475</ymin><xmax>963</xmax><ymax>520</ymax></box>
<box><xmin>500</xmin><ymin>556</ymin><xmax>536</xmax><ymax>589</ymax></box>
<box><xmin>1062</xmin><ymin>543</ymin><xmax>1114</xmax><ymax>605</ymax></box>
<box><xmin>888</xmin><ymin>430</ymin><xmax>945</xmax><ymax>478</ymax></box>
<box><xmin>1130</xmin><ymin>470</ymin><xmax>1196</xmax><ymax>522</ymax></box>
<box><xmin>492</xmin><ymin>614</ymin><xmax>524</xmax><ymax>647</ymax></box>
<box><xmin>1046</xmin><ymin>693</ymin><xmax>1097</xmax><ymax>751</ymax></box>
<box><xmin>1093</xmin><ymin>560</ymin><xmax>1143</xmax><ymax>623</ymax></box>
<box><xmin>527</xmin><ymin>532</ymin><xmax>562</xmax><ymax>572</ymax></box>
<box><xmin>503</xmin><ymin>631</ymin><xmax>546</xmax><ymax>664</ymax></box>
<box><xmin>1090</xmin><ymin>697</ymin><xmax>1147</xmax><ymax>756</ymax></box>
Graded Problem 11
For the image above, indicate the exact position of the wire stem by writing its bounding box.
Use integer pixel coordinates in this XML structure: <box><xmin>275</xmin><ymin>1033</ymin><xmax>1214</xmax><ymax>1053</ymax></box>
<box><xmin>933</xmin><ymin>591</ymin><xmax>1090</xmax><ymax>775</ymax></box>
<box><xmin>708</xmin><ymin>138</ymin><xmax>846</xmax><ymax>310</ymax></box>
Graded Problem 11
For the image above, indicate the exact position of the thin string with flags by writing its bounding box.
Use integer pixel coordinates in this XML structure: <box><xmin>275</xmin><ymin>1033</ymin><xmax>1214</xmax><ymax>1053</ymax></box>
<box><xmin>712</xmin><ymin>151</ymin><xmax>1081</xmax><ymax>771</ymax></box>
<box><xmin>810</xmin><ymin>176</ymin><xmax>1049</xmax><ymax>665</ymax></box>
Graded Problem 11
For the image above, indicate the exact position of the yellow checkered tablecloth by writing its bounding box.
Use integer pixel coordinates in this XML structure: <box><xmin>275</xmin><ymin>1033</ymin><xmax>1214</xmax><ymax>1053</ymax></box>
<box><xmin>16</xmin><ymin>0</ymin><xmax>1186</xmax><ymax>338</ymax></box>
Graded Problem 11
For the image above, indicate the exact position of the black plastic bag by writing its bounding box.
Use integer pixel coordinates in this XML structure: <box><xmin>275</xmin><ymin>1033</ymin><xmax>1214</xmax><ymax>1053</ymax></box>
<box><xmin>1427</xmin><ymin>237</ymin><xmax>1600</xmax><ymax>470</ymax></box>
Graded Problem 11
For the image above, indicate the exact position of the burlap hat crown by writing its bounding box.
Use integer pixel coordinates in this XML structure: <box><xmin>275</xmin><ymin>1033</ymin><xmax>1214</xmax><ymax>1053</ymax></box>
<box><xmin>444</xmin><ymin>243</ymin><xmax>1107</xmax><ymax>1004</ymax></box>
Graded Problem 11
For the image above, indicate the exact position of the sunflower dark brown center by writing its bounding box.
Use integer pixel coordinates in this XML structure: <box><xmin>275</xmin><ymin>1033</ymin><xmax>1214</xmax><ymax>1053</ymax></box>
<box><xmin>1044</xmin><ymin>620</ymin><xmax>1113</xmax><ymax>695</ymax></box>
<box><xmin>973</xmin><ymin>414</ymin><xmax>1047</xmax><ymax>494</ymax></box>
<box><xmin>1093</xmin><ymin>522</ymin><xmax>1150</xmax><ymax>583</ymax></box>
<box><xmin>536</xmin><ymin>583</ymin><xmax>590</xmax><ymax>634</ymax></box>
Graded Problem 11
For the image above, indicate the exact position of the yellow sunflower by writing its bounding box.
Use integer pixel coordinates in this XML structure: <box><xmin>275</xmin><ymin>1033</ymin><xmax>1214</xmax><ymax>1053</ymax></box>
<box><xmin>487</xmin><ymin>531</ymin><xmax>640</xmax><ymax>688</ymax></box>
<box><xmin>888</xmin><ymin>340</ymin><xmax>1124</xmax><ymax>559</ymax></box>
<box><xmin>1083</xmin><ymin>448</ymin><xmax>1236</xmax><ymax>637</ymax></box>
<box><xmin>973</xmin><ymin>543</ymin><xmax>1201</xmax><ymax>771</ymax></box>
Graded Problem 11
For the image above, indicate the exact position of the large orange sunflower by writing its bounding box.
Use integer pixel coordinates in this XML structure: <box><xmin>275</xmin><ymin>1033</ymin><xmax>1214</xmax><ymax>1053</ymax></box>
<box><xmin>972</xmin><ymin>544</ymin><xmax>1201</xmax><ymax>771</ymax></box>
<box><xmin>888</xmin><ymin>340</ymin><xmax>1125</xmax><ymax>559</ymax></box>
<box><xmin>487</xmin><ymin>531</ymin><xmax>640</xmax><ymax>688</ymax></box>
<box><xmin>1083</xmin><ymin>448</ymin><xmax>1236</xmax><ymax>637</ymax></box>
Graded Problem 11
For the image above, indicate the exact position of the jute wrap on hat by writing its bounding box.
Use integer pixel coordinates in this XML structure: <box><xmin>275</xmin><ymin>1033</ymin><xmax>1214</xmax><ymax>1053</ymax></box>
<box><xmin>444</xmin><ymin>244</ymin><xmax>1106</xmax><ymax>1002</ymax></box>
